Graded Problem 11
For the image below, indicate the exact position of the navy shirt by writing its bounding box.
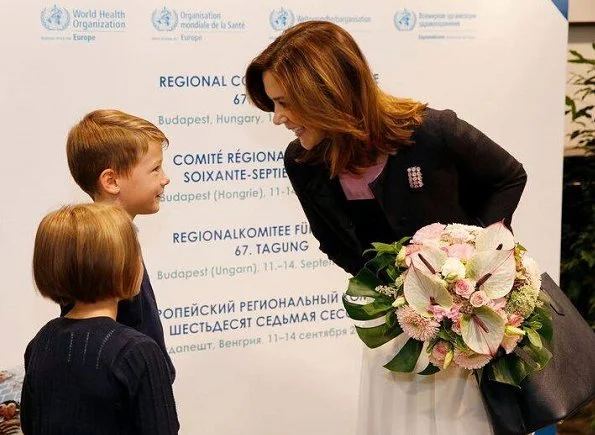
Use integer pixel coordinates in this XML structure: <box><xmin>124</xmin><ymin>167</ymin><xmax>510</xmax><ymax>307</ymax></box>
<box><xmin>61</xmin><ymin>265</ymin><xmax>175</xmax><ymax>382</ymax></box>
<box><xmin>21</xmin><ymin>317</ymin><xmax>179</xmax><ymax>434</ymax></box>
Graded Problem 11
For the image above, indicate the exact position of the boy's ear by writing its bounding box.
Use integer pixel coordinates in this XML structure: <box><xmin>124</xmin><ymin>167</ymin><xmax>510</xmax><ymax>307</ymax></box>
<box><xmin>98</xmin><ymin>168</ymin><xmax>120</xmax><ymax>195</ymax></box>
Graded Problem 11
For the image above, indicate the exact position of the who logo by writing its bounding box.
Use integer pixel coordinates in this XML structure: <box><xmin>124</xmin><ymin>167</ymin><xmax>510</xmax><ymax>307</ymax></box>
<box><xmin>269</xmin><ymin>8</ymin><xmax>294</xmax><ymax>31</ymax></box>
<box><xmin>40</xmin><ymin>5</ymin><xmax>70</xmax><ymax>31</ymax></box>
<box><xmin>152</xmin><ymin>6</ymin><xmax>178</xmax><ymax>31</ymax></box>
<box><xmin>394</xmin><ymin>9</ymin><xmax>416</xmax><ymax>31</ymax></box>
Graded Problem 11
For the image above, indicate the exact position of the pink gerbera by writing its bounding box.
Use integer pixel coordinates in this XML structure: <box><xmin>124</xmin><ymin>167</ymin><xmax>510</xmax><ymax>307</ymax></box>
<box><xmin>453</xmin><ymin>349</ymin><xmax>492</xmax><ymax>370</ymax></box>
<box><xmin>396</xmin><ymin>306</ymin><xmax>440</xmax><ymax>341</ymax></box>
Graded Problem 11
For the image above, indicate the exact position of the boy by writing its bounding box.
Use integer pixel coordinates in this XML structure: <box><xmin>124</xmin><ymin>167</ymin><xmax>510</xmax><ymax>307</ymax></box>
<box><xmin>64</xmin><ymin>109</ymin><xmax>175</xmax><ymax>381</ymax></box>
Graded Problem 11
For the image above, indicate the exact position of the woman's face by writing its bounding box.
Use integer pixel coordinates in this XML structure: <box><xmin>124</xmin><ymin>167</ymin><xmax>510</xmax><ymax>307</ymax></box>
<box><xmin>262</xmin><ymin>71</ymin><xmax>326</xmax><ymax>150</ymax></box>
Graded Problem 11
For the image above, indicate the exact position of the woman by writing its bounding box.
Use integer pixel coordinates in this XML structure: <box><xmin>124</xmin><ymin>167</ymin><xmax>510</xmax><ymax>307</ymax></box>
<box><xmin>246</xmin><ymin>21</ymin><xmax>526</xmax><ymax>434</ymax></box>
<box><xmin>21</xmin><ymin>203</ymin><xmax>179</xmax><ymax>435</ymax></box>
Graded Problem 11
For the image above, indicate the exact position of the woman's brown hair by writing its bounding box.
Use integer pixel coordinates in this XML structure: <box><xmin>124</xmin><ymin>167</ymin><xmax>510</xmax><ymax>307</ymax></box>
<box><xmin>33</xmin><ymin>203</ymin><xmax>142</xmax><ymax>305</ymax></box>
<box><xmin>246</xmin><ymin>20</ymin><xmax>426</xmax><ymax>177</ymax></box>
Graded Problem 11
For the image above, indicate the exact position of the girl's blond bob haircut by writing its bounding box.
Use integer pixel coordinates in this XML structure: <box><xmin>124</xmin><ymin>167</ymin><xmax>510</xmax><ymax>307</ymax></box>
<box><xmin>33</xmin><ymin>203</ymin><xmax>142</xmax><ymax>305</ymax></box>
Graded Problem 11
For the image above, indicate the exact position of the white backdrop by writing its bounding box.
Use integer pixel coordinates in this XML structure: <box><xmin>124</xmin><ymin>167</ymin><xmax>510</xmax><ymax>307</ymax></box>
<box><xmin>1</xmin><ymin>1</ymin><xmax>568</xmax><ymax>434</ymax></box>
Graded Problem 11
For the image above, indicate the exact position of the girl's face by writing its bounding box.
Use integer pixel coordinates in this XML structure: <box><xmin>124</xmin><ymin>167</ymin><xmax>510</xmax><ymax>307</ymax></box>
<box><xmin>262</xmin><ymin>71</ymin><xmax>326</xmax><ymax>150</ymax></box>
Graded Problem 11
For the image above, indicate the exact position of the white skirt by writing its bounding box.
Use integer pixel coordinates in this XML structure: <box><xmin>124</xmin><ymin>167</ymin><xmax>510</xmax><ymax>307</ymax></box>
<box><xmin>357</xmin><ymin>334</ymin><xmax>494</xmax><ymax>435</ymax></box>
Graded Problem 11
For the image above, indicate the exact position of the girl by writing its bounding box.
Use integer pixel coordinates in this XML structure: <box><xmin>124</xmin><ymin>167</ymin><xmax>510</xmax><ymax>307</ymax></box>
<box><xmin>21</xmin><ymin>203</ymin><xmax>179</xmax><ymax>435</ymax></box>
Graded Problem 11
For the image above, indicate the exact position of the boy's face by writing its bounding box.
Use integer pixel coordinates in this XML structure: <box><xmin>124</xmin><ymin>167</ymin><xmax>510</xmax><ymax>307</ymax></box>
<box><xmin>116</xmin><ymin>140</ymin><xmax>169</xmax><ymax>218</ymax></box>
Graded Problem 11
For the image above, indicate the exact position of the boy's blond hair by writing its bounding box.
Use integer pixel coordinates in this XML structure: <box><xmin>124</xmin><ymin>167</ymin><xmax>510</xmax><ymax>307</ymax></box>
<box><xmin>66</xmin><ymin>109</ymin><xmax>168</xmax><ymax>197</ymax></box>
<box><xmin>33</xmin><ymin>203</ymin><xmax>143</xmax><ymax>305</ymax></box>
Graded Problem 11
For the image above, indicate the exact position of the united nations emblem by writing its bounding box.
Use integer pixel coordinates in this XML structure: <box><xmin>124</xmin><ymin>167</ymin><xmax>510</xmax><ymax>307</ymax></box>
<box><xmin>152</xmin><ymin>7</ymin><xmax>179</xmax><ymax>32</ymax></box>
<box><xmin>394</xmin><ymin>9</ymin><xmax>416</xmax><ymax>31</ymax></box>
<box><xmin>269</xmin><ymin>8</ymin><xmax>295</xmax><ymax>31</ymax></box>
<box><xmin>40</xmin><ymin>5</ymin><xmax>70</xmax><ymax>31</ymax></box>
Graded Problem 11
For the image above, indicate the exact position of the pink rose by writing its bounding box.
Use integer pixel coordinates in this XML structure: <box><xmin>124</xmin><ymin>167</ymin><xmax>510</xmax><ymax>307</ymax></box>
<box><xmin>469</xmin><ymin>291</ymin><xmax>489</xmax><ymax>308</ymax></box>
<box><xmin>507</xmin><ymin>314</ymin><xmax>523</xmax><ymax>327</ymax></box>
<box><xmin>501</xmin><ymin>334</ymin><xmax>522</xmax><ymax>354</ymax></box>
<box><xmin>452</xmin><ymin>318</ymin><xmax>462</xmax><ymax>334</ymax></box>
<box><xmin>412</xmin><ymin>223</ymin><xmax>446</xmax><ymax>245</ymax></box>
<box><xmin>446</xmin><ymin>243</ymin><xmax>475</xmax><ymax>260</ymax></box>
<box><xmin>490</xmin><ymin>297</ymin><xmax>508</xmax><ymax>312</ymax></box>
<box><xmin>429</xmin><ymin>341</ymin><xmax>450</xmax><ymax>367</ymax></box>
<box><xmin>454</xmin><ymin>279</ymin><xmax>476</xmax><ymax>298</ymax></box>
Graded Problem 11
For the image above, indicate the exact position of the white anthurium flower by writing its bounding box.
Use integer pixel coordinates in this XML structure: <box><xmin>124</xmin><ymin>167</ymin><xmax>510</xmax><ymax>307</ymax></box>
<box><xmin>460</xmin><ymin>306</ymin><xmax>506</xmax><ymax>356</ymax></box>
<box><xmin>475</xmin><ymin>221</ymin><xmax>516</xmax><ymax>252</ymax></box>
<box><xmin>404</xmin><ymin>266</ymin><xmax>453</xmax><ymax>317</ymax></box>
<box><xmin>408</xmin><ymin>246</ymin><xmax>447</xmax><ymax>275</ymax></box>
<box><xmin>465</xmin><ymin>249</ymin><xmax>516</xmax><ymax>299</ymax></box>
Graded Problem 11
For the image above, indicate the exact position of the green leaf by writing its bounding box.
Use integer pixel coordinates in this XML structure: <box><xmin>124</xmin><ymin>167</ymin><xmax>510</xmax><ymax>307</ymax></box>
<box><xmin>465</xmin><ymin>249</ymin><xmax>516</xmax><ymax>298</ymax></box>
<box><xmin>384</xmin><ymin>338</ymin><xmax>423</xmax><ymax>372</ymax></box>
<box><xmin>355</xmin><ymin>323</ymin><xmax>402</xmax><ymax>349</ymax></box>
<box><xmin>570</xmin><ymin>49</ymin><xmax>584</xmax><ymax>59</ymax></box>
<box><xmin>404</xmin><ymin>266</ymin><xmax>453</xmax><ymax>315</ymax></box>
<box><xmin>566</xmin><ymin>95</ymin><xmax>576</xmax><ymax>114</ymax></box>
<box><xmin>487</xmin><ymin>355</ymin><xmax>529</xmax><ymax>387</ymax></box>
<box><xmin>342</xmin><ymin>295</ymin><xmax>393</xmax><ymax>320</ymax></box>
<box><xmin>438</xmin><ymin>330</ymin><xmax>452</xmax><ymax>341</ymax></box>
<box><xmin>531</xmin><ymin>306</ymin><xmax>553</xmax><ymax>342</ymax></box>
<box><xmin>386</xmin><ymin>311</ymin><xmax>397</xmax><ymax>328</ymax></box>
<box><xmin>522</xmin><ymin>342</ymin><xmax>552</xmax><ymax>370</ymax></box>
<box><xmin>365</xmin><ymin>252</ymin><xmax>397</xmax><ymax>273</ymax></box>
<box><xmin>371</xmin><ymin>242</ymin><xmax>400</xmax><ymax>254</ymax></box>
<box><xmin>525</xmin><ymin>328</ymin><xmax>542</xmax><ymax>349</ymax></box>
<box><xmin>418</xmin><ymin>364</ymin><xmax>441</xmax><ymax>375</ymax></box>
<box><xmin>525</xmin><ymin>321</ymin><xmax>542</xmax><ymax>330</ymax></box>
<box><xmin>346</xmin><ymin>268</ymin><xmax>380</xmax><ymax>298</ymax></box>
<box><xmin>569</xmin><ymin>49</ymin><xmax>595</xmax><ymax>65</ymax></box>
<box><xmin>385</xmin><ymin>264</ymin><xmax>400</xmax><ymax>282</ymax></box>
<box><xmin>574</xmin><ymin>106</ymin><xmax>595</xmax><ymax>123</ymax></box>
<box><xmin>460</xmin><ymin>306</ymin><xmax>506</xmax><ymax>355</ymax></box>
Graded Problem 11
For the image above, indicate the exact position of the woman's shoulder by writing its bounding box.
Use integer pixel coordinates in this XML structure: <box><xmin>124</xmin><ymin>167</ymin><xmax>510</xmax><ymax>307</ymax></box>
<box><xmin>283</xmin><ymin>139</ymin><xmax>325</xmax><ymax>184</ymax></box>
<box><xmin>419</xmin><ymin>107</ymin><xmax>457</xmax><ymax>131</ymax></box>
<box><xmin>408</xmin><ymin>107</ymin><xmax>463</xmax><ymax>146</ymax></box>
<box><xmin>284</xmin><ymin>139</ymin><xmax>305</xmax><ymax>165</ymax></box>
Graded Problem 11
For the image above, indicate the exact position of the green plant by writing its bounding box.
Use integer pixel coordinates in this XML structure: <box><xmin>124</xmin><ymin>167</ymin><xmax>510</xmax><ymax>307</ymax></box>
<box><xmin>566</xmin><ymin>46</ymin><xmax>595</xmax><ymax>154</ymax></box>
<box><xmin>557</xmin><ymin>43</ymin><xmax>595</xmax><ymax>435</ymax></box>
<box><xmin>563</xmin><ymin>46</ymin><xmax>595</xmax><ymax>330</ymax></box>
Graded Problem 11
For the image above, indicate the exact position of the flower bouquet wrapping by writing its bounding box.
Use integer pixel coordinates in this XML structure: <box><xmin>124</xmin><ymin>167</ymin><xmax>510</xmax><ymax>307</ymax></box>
<box><xmin>342</xmin><ymin>221</ymin><xmax>553</xmax><ymax>387</ymax></box>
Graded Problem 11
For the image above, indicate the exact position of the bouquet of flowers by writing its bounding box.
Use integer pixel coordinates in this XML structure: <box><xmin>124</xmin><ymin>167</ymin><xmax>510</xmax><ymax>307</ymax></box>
<box><xmin>343</xmin><ymin>221</ymin><xmax>553</xmax><ymax>386</ymax></box>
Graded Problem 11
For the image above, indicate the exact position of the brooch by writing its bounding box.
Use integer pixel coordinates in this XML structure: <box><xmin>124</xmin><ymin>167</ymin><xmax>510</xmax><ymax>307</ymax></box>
<box><xmin>407</xmin><ymin>166</ymin><xmax>423</xmax><ymax>189</ymax></box>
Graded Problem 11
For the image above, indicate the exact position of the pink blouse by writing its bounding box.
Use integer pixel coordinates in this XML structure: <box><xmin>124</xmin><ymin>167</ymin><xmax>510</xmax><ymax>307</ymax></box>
<box><xmin>338</xmin><ymin>156</ymin><xmax>388</xmax><ymax>200</ymax></box>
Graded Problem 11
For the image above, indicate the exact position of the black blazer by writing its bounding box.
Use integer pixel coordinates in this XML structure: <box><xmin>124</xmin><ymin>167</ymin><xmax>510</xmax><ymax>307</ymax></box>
<box><xmin>284</xmin><ymin>108</ymin><xmax>527</xmax><ymax>276</ymax></box>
